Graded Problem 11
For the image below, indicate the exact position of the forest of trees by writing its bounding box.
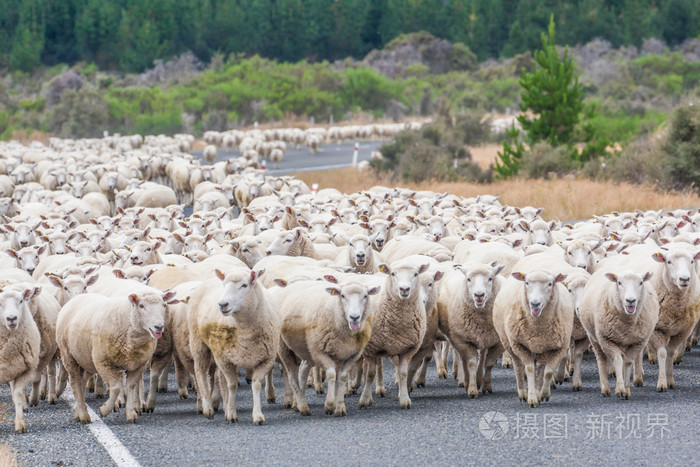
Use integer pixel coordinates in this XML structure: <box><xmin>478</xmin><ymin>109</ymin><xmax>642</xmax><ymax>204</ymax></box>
<box><xmin>1</xmin><ymin>0</ymin><xmax>698</xmax><ymax>73</ymax></box>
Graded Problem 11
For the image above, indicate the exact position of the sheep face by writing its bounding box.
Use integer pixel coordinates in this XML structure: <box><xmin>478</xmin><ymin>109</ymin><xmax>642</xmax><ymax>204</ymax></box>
<box><xmin>69</xmin><ymin>241</ymin><xmax>98</xmax><ymax>258</ymax></box>
<box><xmin>0</xmin><ymin>287</ymin><xmax>33</xmax><ymax>330</ymax></box>
<box><xmin>48</xmin><ymin>275</ymin><xmax>97</xmax><ymax>301</ymax></box>
<box><xmin>86</xmin><ymin>231</ymin><xmax>108</xmax><ymax>252</ymax></box>
<box><xmin>563</xmin><ymin>241</ymin><xmax>600</xmax><ymax>271</ymax></box>
<box><xmin>418</xmin><ymin>270</ymin><xmax>444</xmax><ymax>312</ymax></box>
<box><xmin>8</xmin><ymin>244</ymin><xmax>45</xmax><ymax>275</ymax></box>
<box><xmin>231</xmin><ymin>239</ymin><xmax>264</xmax><ymax>268</ymax></box>
<box><xmin>563</xmin><ymin>276</ymin><xmax>590</xmax><ymax>316</ymax></box>
<box><xmin>343</xmin><ymin>234</ymin><xmax>376</xmax><ymax>268</ymax></box>
<box><xmin>512</xmin><ymin>270</ymin><xmax>566</xmax><ymax>317</ymax></box>
<box><xmin>651</xmin><ymin>249</ymin><xmax>700</xmax><ymax>289</ymax></box>
<box><xmin>379</xmin><ymin>262</ymin><xmax>429</xmax><ymax>300</ymax></box>
<box><xmin>604</xmin><ymin>271</ymin><xmax>652</xmax><ymax>314</ymax></box>
<box><xmin>459</xmin><ymin>262</ymin><xmax>504</xmax><ymax>308</ymax></box>
<box><xmin>126</xmin><ymin>240</ymin><xmax>159</xmax><ymax>266</ymax></box>
<box><xmin>7</xmin><ymin>222</ymin><xmax>37</xmax><ymax>248</ymax></box>
<box><xmin>265</xmin><ymin>229</ymin><xmax>300</xmax><ymax>256</ymax></box>
<box><xmin>215</xmin><ymin>269</ymin><xmax>263</xmax><ymax>315</ymax></box>
<box><xmin>657</xmin><ymin>220</ymin><xmax>681</xmax><ymax>241</ymax></box>
<box><xmin>46</xmin><ymin>232</ymin><xmax>68</xmax><ymax>255</ymax></box>
<box><xmin>128</xmin><ymin>292</ymin><xmax>171</xmax><ymax>339</ymax></box>
<box><xmin>517</xmin><ymin>206</ymin><xmax>544</xmax><ymax>222</ymax></box>
<box><xmin>528</xmin><ymin>220</ymin><xmax>555</xmax><ymax>246</ymax></box>
<box><xmin>325</xmin><ymin>282</ymin><xmax>380</xmax><ymax>331</ymax></box>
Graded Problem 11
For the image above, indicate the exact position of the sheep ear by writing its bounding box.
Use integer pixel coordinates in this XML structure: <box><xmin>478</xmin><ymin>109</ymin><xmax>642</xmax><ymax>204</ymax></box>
<box><xmin>554</xmin><ymin>273</ymin><xmax>567</xmax><ymax>283</ymax></box>
<box><xmin>651</xmin><ymin>252</ymin><xmax>666</xmax><ymax>263</ymax></box>
<box><xmin>341</xmin><ymin>235</ymin><xmax>352</xmax><ymax>245</ymax></box>
<box><xmin>36</xmin><ymin>244</ymin><xmax>46</xmax><ymax>255</ymax></box>
<box><xmin>47</xmin><ymin>275</ymin><xmax>62</xmax><ymax>288</ymax></box>
<box><xmin>493</xmin><ymin>263</ymin><xmax>505</xmax><ymax>276</ymax></box>
<box><xmin>378</xmin><ymin>264</ymin><xmax>390</xmax><ymax>274</ymax></box>
<box><xmin>128</xmin><ymin>294</ymin><xmax>140</xmax><ymax>304</ymax></box>
<box><xmin>272</xmin><ymin>279</ymin><xmax>287</xmax><ymax>288</ymax></box>
<box><xmin>86</xmin><ymin>274</ymin><xmax>99</xmax><ymax>287</ymax></box>
<box><xmin>433</xmin><ymin>271</ymin><xmax>445</xmax><ymax>282</ymax></box>
<box><xmin>6</xmin><ymin>249</ymin><xmax>16</xmax><ymax>258</ymax></box>
<box><xmin>297</xmin><ymin>219</ymin><xmax>309</xmax><ymax>228</ymax></box>
<box><xmin>512</xmin><ymin>272</ymin><xmax>526</xmax><ymax>282</ymax></box>
<box><xmin>367</xmin><ymin>286</ymin><xmax>381</xmax><ymax>296</ymax></box>
<box><xmin>215</xmin><ymin>269</ymin><xmax>225</xmax><ymax>281</ymax></box>
<box><xmin>23</xmin><ymin>287</ymin><xmax>36</xmax><ymax>300</ymax></box>
<box><xmin>418</xmin><ymin>263</ymin><xmax>429</xmax><ymax>274</ymax></box>
<box><xmin>323</xmin><ymin>275</ymin><xmax>338</xmax><ymax>283</ymax></box>
<box><xmin>325</xmin><ymin>287</ymin><xmax>341</xmax><ymax>296</ymax></box>
<box><xmin>162</xmin><ymin>290</ymin><xmax>178</xmax><ymax>304</ymax></box>
<box><xmin>604</xmin><ymin>273</ymin><xmax>617</xmax><ymax>283</ymax></box>
<box><xmin>643</xmin><ymin>272</ymin><xmax>653</xmax><ymax>282</ymax></box>
<box><xmin>250</xmin><ymin>269</ymin><xmax>264</xmax><ymax>285</ymax></box>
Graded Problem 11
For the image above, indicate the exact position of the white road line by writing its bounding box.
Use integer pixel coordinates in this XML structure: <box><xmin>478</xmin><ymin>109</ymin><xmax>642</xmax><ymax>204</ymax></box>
<box><xmin>63</xmin><ymin>387</ymin><xmax>141</xmax><ymax>467</ymax></box>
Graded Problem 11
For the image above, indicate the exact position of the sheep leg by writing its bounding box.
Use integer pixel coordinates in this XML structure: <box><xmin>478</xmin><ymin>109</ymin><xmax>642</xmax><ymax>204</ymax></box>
<box><xmin>633</xmin><ymin>349</ymin><xmax>645</xmax><ymax>387</ymax></box>
<box><xmin>95</xmin><ymin>374</ymin><xmax>106</xmax><ymax>400</ymax></box>
<box><xmin>570</xmin><ymin>338</ymin><xmax>586</xmax><ymax>391</ymax></box>
<box><xmin>214</xmin><ymin>357</ymin><xmax>239</xmax><ymax>423</ymax></box>
<box><xmin>313</xmin><ymin>367</ymin><xmax>325</xmax><ymax>394</ymax></box>
<box><xmin>278</xmin><ymin>344</ymin><xmax>310</xmax><ymax>414</ymax></box>
<box><xmin>191</xmin><ymin>341</ymin><xmax>214</xmax><ymax>418</ymax></box>
<box><xmin>97</xmin><ymin>366</ymin><xmax>123</xmax><ymax>417</ymax></box>
<box><xmin>397</xmin><ymin>353</ymin><xmax>413</xmax><ymax>409</ymax></box>
<box><xmin>29</xmin><ymin>366</ymin><xmax>43</xmax><ymax>407</ymax></box>
<box><xmin>390</xmin><ymin>356</ymin><xmax>400</xmax><ymax>387</ymax></box>
<box><xmin>350</xmin><ymin>358</ymin><xmax>363</xmax><ymax>394</ymax></box>
<box><xmin>211</xmin><ymin>368</ymin><xmax>221</xmax><ymax>412</ymax></box>
<box><xmin>655</xmin><ymin>345</ymin><xmax>669</xmax><ymax>392</ymax></box>
<box><xmin>125</xmin><ymin>368</ymin><xmax>146</xmax><ymax>423</ymax></box>
<box><xmin>146</xmin><ymin>356</ymin><xmax>171</xmax><ymax>413</ymax></box>
<box><xmin>414</xmin><ymin>354</ymin><xmax>431</xmax><ymax>388</ymax></box>
<box><xmin>666</xmin><ymin>333</ymin><xmax>688</xmax><ymax>388</ymax></box>
<box><xmin>453</xmin><ymin>342</ymin><xmax>478</xmax><ymax>396</ymax></box>
<box><xmin>481</xmin><ymin>344</ymin><xmax>503</xmax><ymax>394</ymax></box>
<box><xmin>610</xmin><ymin>351</ymin><xmax>627</xmax><ymax>399</ymax></box>
<box><xmin>509</xmin><ymin>351</ymin><xmax>527</xmax><ymax>402</ymax></box>
<box><xmin>501</xmin><ymin>351</ymin><xmax>513</xmax><ymax>368</ymax></box>
<box><xmin>523</xmin><ymin>360</ymin><xmax>539</xmax><ymax>408</ymax></box>
<box><xmin>300</xmin><ymin>361</ymin><xmax>313</xmax><ymax>388</ymax></box>
<box><xmin>158</xmin><ymin>360</ymin><xmax>170</xmax><ymax>392</ymax></box>
<box><xmin>265</xmin><ymin>368</ymin><xmax>276</xmax><ymax>404</ymax></box>
<box><xmin>46</xmin><ymin>355</ymin><xmax>58</xmax><ymax>405</ymax></box>
<box><xmin>334</xmin><ymin>362</ymin><xmax>354</xmax><ymax>417</ymax></box>
<box><xmin>66</xmin><ymin>363</ymin><xmax>91</xmax><ymax>423</ymax></box>
<box><xmin>375</xmin><ymin>358</ymin><xmax>386</xmax><ymax>397</ymax></box>
<box><xmin>554</xmin><ymin>355</ymin><xmax>569</xmax><ymax>384</ymax></box>
<box><xmin>623</xmin><ymin>358</ymin><xmax>633</xmax><ymax>399</ymax></box>
<box><xmin>39</xmin><ymin>368</ymin><xmax>47</xmax><ymax>400</ymax></box>
<box><xmin>173</xmin><ymin>354</ymin><xmax>190</xmax><ymax>399</ymax></box>
<box><xmin>12</xmin><ymin>371</ymin><xmax>34</xmax><ymax>433</ymax></box>
<box><xmin>323</xmin><ymin>367</ymin><xmax>338</xmax><ymax>415</ymax></box>
<box><xmin>358</xmin><ymin>358</ymin><xmax>376</xmax><ymax>408</ymax></box>
<box><xmin>476</xmin><ymin>350</ymin><xmax>486</xmax><ymax>390</ymax></box>
<box><xmin>589</xmin><ymin>339</ymin><xmax>611</xmax><ymax>396</ymax></box>
<box><xmin>250</xmin><ymin>367</ymin><xmax>271</xmax><ymax>425</ymax></box>
<box><xmin>452</xmin><ymin>349</ymin><xmax>459</xmax><ymax>378</ymax></box>
<box><xmin>435</xmin><ymin>341</ymin><xmax>449</xmax><ymax>379</ymax></box>
<box><xmin>56</xmin><ymin>360</ymin><xmax>69</xmax><ymax>398</ymax></box>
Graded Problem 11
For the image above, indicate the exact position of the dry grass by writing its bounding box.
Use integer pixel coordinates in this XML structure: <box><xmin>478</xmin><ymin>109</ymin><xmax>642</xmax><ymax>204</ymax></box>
<box><xmin>0</xmin><ymin>443</ymin><xmax>17</xmax><ymax>467</ymax></box>
<box><xmin>9</xmin><ymin>129</ymin><xmax>51</xmax><ymax>145</ymax></box>
<box><xmin>294</xmin><ymin>167</ymin><xmax>700</xmax><ymax>220</ymax></box>
<box><xmin>468</xmin><ymin>144</ymin><xmax>501</xmax><ymax>169</ymax></box>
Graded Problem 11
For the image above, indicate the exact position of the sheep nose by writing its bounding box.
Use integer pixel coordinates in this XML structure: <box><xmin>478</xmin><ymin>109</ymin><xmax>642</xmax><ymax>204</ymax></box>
<box><xmin>26</xmin><ymin>268</ymin><xmax>35</xmax><ymax>275</ymax></box>
<box><xmin>625</xmin><ymin>299</ymin><xmax>636</xmax><ymax>306</ymax></box>
<box><xmin>265</xmin><ymin>250</ymin><xmax>272</xmax><ymax>256</ymax></box>
<box><xmin>537</xmin><ymin>240</ymin><xmax>546</xmax><ymax>245</ymax></box>
<box><xmin>399</xmin><ymin>287</ymin><xmax>410</xmax><ymax>297</ymax></box>
<box><xmin>259</xmin><ymin>226</ymin><xmax>268</xmax><ymax>231</ymax></box>
<box><xmin>679</xmin><ymin>277</ymin><xmax>690</xmax><ymax>286</ymax></box>
<box><xmin>6</xmin><ymin>315</ymin><xmax>17</xmax><ymax>326</ymax></box>
<box><xmin>218</xmin><ymin>302</ymin><xmax>229</xmax><ymax>313</ymax></box>
<box><xmin>474</xmin><ymin>292</ymin><xmax>485</xmax><ymax>300</ymax></box>
<box><xmin>152</xmin><ymin>324</ymin><xmax>164</xmax><ymax>333</ymax></box>
<box><xmin>530</xmin><ymin>301</ymin><xmax>542</xmax><ymax>309</ymax></box>
<box><xmin>376</xmin><ymin>239</ymin><xmax>384</xmax><ymax>247</ymax></box>
<box><xmin>577</xmin><ymin>264</ymin><xmax>588</xmax><ymax>270</ymax></box>
<box><xmin>20</xmin><ymin>241</ymin><xmax>28</xmax><ymax>247</ymax></box>
<box><xmin>349</xmin><ymin>314</ymin><xmax>361</xmax><ymax>322</ymax></box>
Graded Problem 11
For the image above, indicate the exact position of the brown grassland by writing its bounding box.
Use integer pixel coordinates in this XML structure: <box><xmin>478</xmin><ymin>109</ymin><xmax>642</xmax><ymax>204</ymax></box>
<box><xmin>295</xmin><ymin>167</ymin><xmax>700</xmax><ymax>221</ymax></box>
<box><xmin>0</xmin><ymin>404</ymin><xmax>17</xmax><ymax>467</ymax></box>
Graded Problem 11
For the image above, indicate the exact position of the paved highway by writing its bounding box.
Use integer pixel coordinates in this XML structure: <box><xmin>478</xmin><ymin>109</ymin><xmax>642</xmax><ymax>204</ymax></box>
<box><xmin>3</xmin><ymin>348</ymin><xmax>700</xmax><ymax>466</ymax></box>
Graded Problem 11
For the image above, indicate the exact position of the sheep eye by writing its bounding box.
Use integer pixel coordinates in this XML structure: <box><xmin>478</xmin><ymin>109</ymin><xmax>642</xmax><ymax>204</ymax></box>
<box><xmin>568</xmin><ymin>252</ymin><xmax>572</xmax><ymax>256</ymax></box>
<box><xmin>241</xmin><ymin>284</ymin><xmax>248</xmax><ymax>288</ymax></box>
<box><xmin>548</xmin><ymin>283</ymin><xmax>552</xmax><ymax>287</ymax></box>
<box><xmin>488</xmin><ymin>278</ymin><xmax>493</xmax><ymax>282</ymax></box>
<box><xmin>341</xmin><ymin>294</ymin><xmax>345</xmax><ymax>299</ymax></box>
<box><xmin>587</xmin><ymin>251</ymin><xmax>591</xmax><ymax>255</ymax></box>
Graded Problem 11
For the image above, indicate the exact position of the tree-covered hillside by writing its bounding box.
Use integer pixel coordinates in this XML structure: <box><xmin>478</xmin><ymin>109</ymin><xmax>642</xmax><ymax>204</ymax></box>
<box><xmin>2</xmin><ymin>0</ymin><xmax>698</xmax><ymax>72</ymax></box>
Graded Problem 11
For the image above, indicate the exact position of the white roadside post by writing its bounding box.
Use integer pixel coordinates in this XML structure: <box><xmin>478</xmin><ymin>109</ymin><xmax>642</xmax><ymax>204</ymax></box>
<box><xmin>311</xmin><ymin>183</ymin><xmax>319</xmax><ymax>197</ymax></box>
<box><xmin>352</xmin><ymin>142</ymin><xmax>359</xmax><ymax>167</ymax></box>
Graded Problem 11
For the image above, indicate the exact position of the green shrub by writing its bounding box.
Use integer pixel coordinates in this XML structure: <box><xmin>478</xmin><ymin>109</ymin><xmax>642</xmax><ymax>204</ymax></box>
<box><xmin>134</xmin><ymin>111</ymin><xmax>181</xmax><ymax>136</ymax></box>
<box><xmin>521</xmin><ymin>142</ymin><xmax>579</xmax><ymax>178</ymax></box>
<box><xmin>606</xmin><ymin>138</ymin><xmax>667</xmax><ymax>185</ymax></box>
<box><xmin>449</xmin><ymin>43</ymin><xmax>478</xmax><ymax>72</ymax></box>
<box><xmin>662</xmin><ymin>103</ymin><xmax>700</xmax><ymax>191</ymax></box>
<box><xmin>47</xmin><ymin>87</ymin><xmax>109</xmax><ymax>138</ymax></box>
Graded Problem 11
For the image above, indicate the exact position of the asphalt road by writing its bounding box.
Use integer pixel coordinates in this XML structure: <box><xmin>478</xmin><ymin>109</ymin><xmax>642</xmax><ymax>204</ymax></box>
<box><xmin>191</xmin><ymin>140</ymin><xmax>385</xmax><ymax>175</ymax></box>
<box><xmin>3</xmin><ymin>347</ymin><xmax>700</xmax><ymax>466</ymax></box>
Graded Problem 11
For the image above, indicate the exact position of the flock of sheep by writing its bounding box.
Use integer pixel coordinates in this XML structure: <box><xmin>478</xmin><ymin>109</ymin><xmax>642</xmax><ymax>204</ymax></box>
<box><xmin>199</xmin><ymin>121</ymin><xmax>422</xmax><ymax>169</ymax></box>
<box><xmin>1</xmin><ymin>129</ymin><xmax>700</xmax><ymax>434</ymax></box>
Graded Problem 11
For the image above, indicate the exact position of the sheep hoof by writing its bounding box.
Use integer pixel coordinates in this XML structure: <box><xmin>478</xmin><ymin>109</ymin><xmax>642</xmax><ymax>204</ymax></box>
<box><xmin>457</xmin><ymin>382</ymin><xmax>464</xmax><ymax>388</ymax></box>
<box><xmin>179</xmin><ymin>392</ymin><xmax>189</xmax><ymax>400</ymax></box>
<box><xmin>29</xmin><ymin>400</ymin><xmax>38</xmax><ymax>408</ymax></box>
<box><xmin>95</xmin><ymin>393</ymin><xmax>104</xmax><ymax>399</ymax></box>
<box><xmin>656</xmin><ymin>385</ymin><xmax>667</xmax><ymax>393</ymax></box>
<box><xmin>48</xmin><ymin>396</ymin><xmax>57</xmax><ymax>405</ymax></box>
<box><xmin>158</xmin><ymin>387</ymin><xmax>168</xmax><ymax>393</ymax></box>
<box><xmin>99</xmin><ymin>405</ymin><xmax>112</xmax><ymax>417</ymax></box>
<box><xmin>245</xmin><ymin>377</ymin><xmax>252</xmax><ymax>385</ymax></box>
<box><xmin>298</xmin><ymin>406</ymin><xmax>311</xmax><ymax>416</ymax></box>
<box><xmin>334</xmin><ymin>404</ymin><xmax>347</xmax><ymax>417</ymax></box>
<box><xmin>615</xmin><ymin>389</ymin><xmax>628</xmax><ymax>399</ymax></box>
<box><xmin>601</xmin><ymin>388</ymin><xmax>611</xmax><ymax>397</ymax></box>
<box><xmin>668</xmin><ymin>381</ymin><xmax>675</xmax><ymax>389</ymax></box>
<box><xmin>14</xmin><ymin>420</ymin><xmax>27</xmax><ymax>434</ymax></box>
<box><xmin>467</xmin><ymin>389</ymin><xmax>478</xmax><ymax>399</ymax></box>
<box><xmin>437</xmin><ymin>369</ymin><xmax>447</xmax><ymax>379</ymax></box>
<box><xmin>527</xmin><ymin>398</ymin><xmax>539</xmax><ymax>408</ymax></box>
<box><xmin>633</xmin><ymin>380</ymin><xmax>643</xmax><ymax>387</ymax></box>
<box><xmin>267</xmin><ymin>396</ymin><xmax>276</xmax><ymax>404</ymax></box>
<box><xmin>572</xmin><ymin>384</ymin><xmax>582</xmax><ymax>392</ymax></box>
<box><xmin>358</xmin><ymin>398</ymin><xmax>373</xmax><ymax>409</ymax></box>
<box><xmin>375</xmin><ymin>388</ymin><xmax>386</xmax><ymax>397</ymax></box>
<box><xmin>226</xmin><ymin>414</ymin><xmax>238</xmax><ymax>423</ymax></box>
<box><xmin>203</xmin><ymin>408</ymin><xmax>215</xmax><ymax>419</ymax></box>
<box><xmin>416</xmin><ymin>381</ymin><xmax>425</xmax><ymax>388</ymax></box>
<box><xmin>315</xmin><ymin>387</ymin><xmax>325</xmax><ymax>395</ymax></box>
<box><xmin>253</xmin><ymin>416</ymin><xmax>265</xmax><ymax>426</ymax></box>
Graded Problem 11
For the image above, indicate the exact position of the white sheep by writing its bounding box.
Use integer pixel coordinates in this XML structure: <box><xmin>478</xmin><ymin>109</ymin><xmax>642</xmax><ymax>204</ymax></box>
<box><xmin>187</xmin><ymin>267</ymin><xmax>280</xmax><ymax>424</ymax></box>
<box><xmin>578</xmin><ymin>268</ymin><xmax>658</xmax><ymax>398</ymax></box>
<box><xmin>0</xmin><ymin>284</ymin><xmax>40</xmax><ymax>433</ymax></box>
<box><xmin>492</xmin><ymin>269</ymin><xmax>573</xmax><ymax>407</ymax></box>
<box><xmin>273</xmin><ymin>277</ymin><xmax>380</xmax><ymax>416</ymax></box>
<box><xmin>57</xmin><ymin>290</ymin><xmax>175</xmax><ymax>423</ymax></box>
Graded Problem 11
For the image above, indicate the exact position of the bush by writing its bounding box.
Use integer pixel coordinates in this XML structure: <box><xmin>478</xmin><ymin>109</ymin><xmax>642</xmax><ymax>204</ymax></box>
<box><xmin>46</xmin><ymin>87</ymin><xmax>109</xmax><ymax>138</ymax></box>
<box><xmin>449</xmin><ymin>43</ymin><xmax>478</xmax><ymax>72</ymax></box>
<box><xmin>520</xmin><ymin>142</ymin><xmax>580</xmax><ymax>178</ymax></box>
<box><xmin>605</xmin><ymin>137</ymin><xmax>667</xmax><ymax>185</ymax></box>
<box><xmin>662</xmin><ymin>103</ymin><xmax>700</xmax><ymax>191</ymax></box>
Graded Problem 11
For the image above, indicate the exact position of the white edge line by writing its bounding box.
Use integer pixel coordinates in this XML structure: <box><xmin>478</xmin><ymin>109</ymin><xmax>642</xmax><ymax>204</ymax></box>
<box><xmin>63</xmin><ymin>387</ymin><xmax>142</xmax><ymax>467</ymax></box>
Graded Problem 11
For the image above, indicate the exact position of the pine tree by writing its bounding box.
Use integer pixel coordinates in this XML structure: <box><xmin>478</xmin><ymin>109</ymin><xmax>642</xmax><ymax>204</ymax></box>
<box><xmin>517</xmin><ymin>15</ymin><xmax>583</xmax><ymax>147</ymax></box>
